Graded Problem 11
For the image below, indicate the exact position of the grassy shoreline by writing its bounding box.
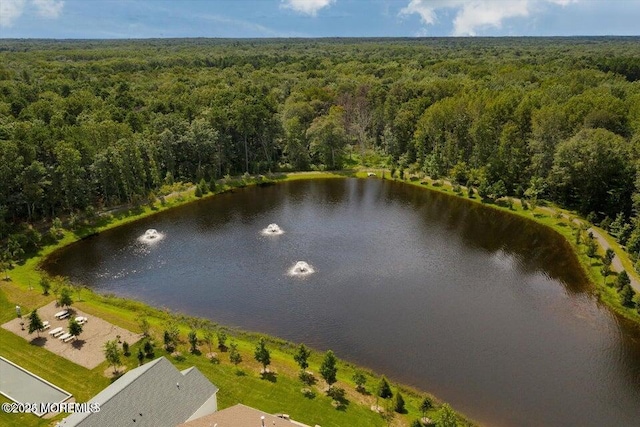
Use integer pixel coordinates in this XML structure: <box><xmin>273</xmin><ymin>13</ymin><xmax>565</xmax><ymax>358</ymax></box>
<box><xmin>1</xmin><ymin>171</ymin><xmax>472</xmax><ymax>427</ymax></box>
<box><xmin>393</xmin><ymin>173</ymin><xmax>640</xmax><ymax>326</ymax></box>
<box><xmin>2</xmin><ymin>169</ymin><xmax>638</xmax><ymax>427</ymax></box>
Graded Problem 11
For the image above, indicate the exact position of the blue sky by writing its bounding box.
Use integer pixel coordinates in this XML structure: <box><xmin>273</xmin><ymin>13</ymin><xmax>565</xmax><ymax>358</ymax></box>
<box><xmin>1</xmin><ymin>0</ymin><xmax>639</xmax><ymax>38</ymax></box>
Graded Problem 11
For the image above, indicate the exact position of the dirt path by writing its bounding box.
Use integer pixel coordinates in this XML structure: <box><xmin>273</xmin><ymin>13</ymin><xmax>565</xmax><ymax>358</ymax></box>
<box><xmin>538</xmin><ymin>206</ymin><xmax>640</xmax><ymax>293</ymax></box>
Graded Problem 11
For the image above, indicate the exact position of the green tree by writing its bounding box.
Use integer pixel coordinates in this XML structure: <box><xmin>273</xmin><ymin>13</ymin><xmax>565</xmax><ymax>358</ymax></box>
<box><xmin>604</xmin><ymin>248</ymin><xmax>615</xmax><ymax>266</ymax></box>
<box><xmin>294</xmin><ymin>343</ymin><xmax>311</xmax><ymax>371</ymax></box>
<box><xmin>40</xmin><ymin>277</ymin><xmax>51</xmax><ymax>295</ymax></box>
<box><xmin>104</xmin><ymin>339</ymin><xmax>122</xmax><ymax>374</ymax></box>
<box><xmin>203</xmin><ymin>328</ymin><xmax>214</xmax><ymax>354</ymax></box>
<box><xmin>616</xmin><ymin>271</ymin><xmax>631</xmax><ymax>291</ymax></box>
<box><xmin>68</xmin><ymin>318</ymin><xmax>83</xmax><ymax>340</ymax></box>
<box><xmin>58</xmin><ymin>287</ymin><xmax>73</xmax><ymax>308</ymax></box>
<box><xmin>198</xmin><ymin>178</ymin><xmax>209</xmax><ymax>194</ymax></box>
<box><xmin>393</xmin><ymin>391</ymin><xmax>406</xmax><ymax>413</ymax></box>
<box><xmin>188</xmin><ymin>330</ymin><xmax>198</xmax><ymax>354</ymax></box>
<box><xmin>254</xmin><ymin>337</ymin><xmax>271</xmax><ymax>373</ymax></box>
<box><xmin>143</xmin><ymin>340</ymin><xmax>154</xmax><ymax>358</ymax></box>
<box><xmin>319</xmin><ymin>350</ymin><xmax>338</xmax><ymax>388</ymax></box>
<box><xmin>307</xmin><ymin>106</ymin><xmax>348</xmax><ymax>170</ymax></box>
<box><xmin>549</xmin><ymin>129</ymin><xmax>634</xmax><ymax>218</ymax></box>
<box><xmin>217</xmin><ymin>330</ymin><xmax>228</xmax><ymax>350</ymax></box>
<box><xmin>163</xmin><ymin>323</ymin><xmax>179</xmax><ymax>352</ymax></box>
<box><xmin>137</xmin><ymin>347</ymin><xmax>145</xmax><ymax>366</ymax></box>
<box><xmin>620</xmin><ymin>284</ymin><xmax>636</xmax><ymax>308</ymax></box>
<box><xmin>377</xmin><ymin>376</ymin><xmax>393</xmax><ymax>399</ymax></box>
<box><xmin>436</xmin><ymin>403</ymin><xmax>458</xmax><ymax>427</ymax></box>
<box><xmin>229</xmin><ymin>341</ymin><xmax>242</xmax><ymax>370</ymax></box>
<box><xmin>586</xmin><ymin>238</ymin><xmax>598</xmax><ymax>258</ymax></box>
<box><xmin>27</xmin><ymin>309</ymin><xmax>44</xmax><ymax>337</ymax></box>
<box><xmin>420</xmin><ymin>396</ymin><xmax>433</xmax><ymax>417</ymax></box>
<box><xmin>352</xmin><ymin>370</ymin><xmax>367</xmax><ymax>392</ymax></box>
<box><xmin>138</xmin><ymin>317</ymin><xmax>150</xmax><ymax>337</ymax></box>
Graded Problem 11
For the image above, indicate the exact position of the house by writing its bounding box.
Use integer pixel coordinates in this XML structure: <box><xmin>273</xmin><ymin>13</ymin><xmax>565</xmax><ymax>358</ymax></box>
<box><xmin>177</xmin><ymin>403</ymin><xmax>314</xmax><ymax>427</ymax></box>
<box><xmin>58</xmin><ymin>357</ymin><xmax>218</xmax><ymax>427</ymax></box>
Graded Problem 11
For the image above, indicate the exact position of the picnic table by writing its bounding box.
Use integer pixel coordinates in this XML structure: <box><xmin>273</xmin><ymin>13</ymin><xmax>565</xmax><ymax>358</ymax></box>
<box><xmin>48</xmin><ymin>327</ymin><xmax>63</xmax><ymax>336</ymax></box>
<box><xmin>54</xmin><ymin>310</ymin><xmax>68</xmax><ymax>319</ymax></box>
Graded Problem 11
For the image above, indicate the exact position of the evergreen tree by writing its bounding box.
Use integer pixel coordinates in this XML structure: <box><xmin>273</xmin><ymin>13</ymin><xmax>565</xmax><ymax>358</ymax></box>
<box><xmin>27</xmin><ymin>309</ymin><xmax>44</xmax><ymax>337</ymax></box>
<box><xmin>420</xmin><ymin>396</ymin><xmax>433</xmax><ymax>417</ymax></box>
<box><xmin>163</xmin><ymin>323</ymin><xmax>179</xmax><ymax>352</ymax></box>
<box><xmin>377</xmin><ymin>376</ymin><xmax>393</xmax><ymax>399</ymax></box>
<box><xmin>199</xmin><ymin>178</ymin><xmax>209</xmax><ymax>194</ymax></box>
<box><xmin>143</xmin><ymin>339</ymin><xmax>154</xmax><ymax>358</ymax></box>
<box><xmin>616</xmin><ymin>271</ymin><xmax>631</xmax><ymax>291</ymax></box>
<box><xmin>620</xmin><ymin>284</ymin><xmax>636</xmax><ymax>307</ymax></box>
<box><xmin>393</xmin><ymin>390</ymin><xmax>406</xmax><ymax>413</ymax></box>
<box><xmin>137</xmin><ymin>347</ymin><xmax>145</xmax><ymax>365</ymax></box>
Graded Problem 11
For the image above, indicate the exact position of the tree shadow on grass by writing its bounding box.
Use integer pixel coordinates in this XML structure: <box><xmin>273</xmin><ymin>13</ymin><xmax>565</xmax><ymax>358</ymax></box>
<box><xmin>355</xmin><ymin>386</ymin><xmax>371</xmax><ymax>396</ymax></box>
<box><xmin>299</xmin><ymin>371</ymin><xmax>316</xmax><ymax>386</ymax></box>
<box><xmin>261</xmin><ymin>371</ymin><xmax>277</xmax><ymax>383</ymax></box>
<box><xmin>235</xmin><ymin>369</ymin><xmax>246</xmax><ymax>377</ymax></box>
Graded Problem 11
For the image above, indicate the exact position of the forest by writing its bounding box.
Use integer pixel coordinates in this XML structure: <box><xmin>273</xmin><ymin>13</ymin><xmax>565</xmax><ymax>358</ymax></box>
<box><xmin>1</xmin><ymin>37</ymin><xmax>639</xmax><ymax>269</ymax></box>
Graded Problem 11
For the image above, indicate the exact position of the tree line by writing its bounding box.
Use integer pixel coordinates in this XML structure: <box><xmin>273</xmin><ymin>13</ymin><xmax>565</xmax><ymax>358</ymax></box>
<box><xmin>1</xmin><ymin>37</ymin><xmax>640</xmax><ymax>269</ymax></box>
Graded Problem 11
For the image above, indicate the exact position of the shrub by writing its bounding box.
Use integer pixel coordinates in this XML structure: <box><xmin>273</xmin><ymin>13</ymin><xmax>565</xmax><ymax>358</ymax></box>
<box><xmin>393</xmin><ymin>391</ymin><xmax>406</xmax><ymax>413</ymax></box>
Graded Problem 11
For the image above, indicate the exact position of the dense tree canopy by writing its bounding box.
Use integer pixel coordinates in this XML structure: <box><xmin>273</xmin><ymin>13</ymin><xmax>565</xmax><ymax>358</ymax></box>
<box><xmin>1</xmin><ymin>37</ymin><xmax>640</xmax><ymax>266</ymax></box>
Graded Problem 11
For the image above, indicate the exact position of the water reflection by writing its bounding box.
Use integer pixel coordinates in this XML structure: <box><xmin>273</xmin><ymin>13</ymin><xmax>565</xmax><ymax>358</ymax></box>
<box><xmin>44</xmin><ymin>178</ymin><xmax>640</xmax><ymax>427</ymax></box>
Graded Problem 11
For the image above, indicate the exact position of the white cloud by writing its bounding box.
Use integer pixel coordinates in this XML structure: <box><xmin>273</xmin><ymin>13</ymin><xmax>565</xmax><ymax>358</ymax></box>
<box><xmin>400</xmin><ymin>0</ymin><xmax>579</xmax><ymax>36</ymax></box>
<box><xmin>453</xmin><ymin>0</ymin><xmax>530</xmax><ymax>36</ymax></box>
<box><xmin>32</xmin><ymin>0</ymin><xmax>65</xmax><ymax>19</ymax></box>
<box><xmin>281</xmin><ymin>0</ymin><xmax>336</xmax><ymax>16</ymax></box>
<box><xmin>0</xmin><ymin>0</ymin><xmax>26</xmax><ymax>27</ymax></box>
<box><xmin>0</xmin><ymin>0</ymin><xmax>64</xmax><ymax>28</ymax></box>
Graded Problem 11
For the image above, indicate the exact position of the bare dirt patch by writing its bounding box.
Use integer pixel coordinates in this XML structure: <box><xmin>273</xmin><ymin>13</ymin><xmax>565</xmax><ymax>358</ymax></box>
<box><xmin>2</xmin><ymin>301</ymin><xmax>139</xmax><ymax>369</ymax></box>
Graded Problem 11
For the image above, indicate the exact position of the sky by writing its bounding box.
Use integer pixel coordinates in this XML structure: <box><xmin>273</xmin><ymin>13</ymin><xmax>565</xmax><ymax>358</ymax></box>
<box><xmin>0</xmin><ymin>0</ymin><xmax>639</xmax><ymax>39</ymax></box>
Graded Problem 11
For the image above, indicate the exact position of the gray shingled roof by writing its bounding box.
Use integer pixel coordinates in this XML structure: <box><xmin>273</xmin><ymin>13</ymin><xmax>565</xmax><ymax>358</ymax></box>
<box><xmin>58</xmin><ymin>357</ymin><xmax>218</xmax><ymax>427</ymax></box>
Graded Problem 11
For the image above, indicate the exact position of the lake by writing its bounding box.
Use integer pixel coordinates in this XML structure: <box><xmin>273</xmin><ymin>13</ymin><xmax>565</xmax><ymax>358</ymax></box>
<box><xmin>44</xmin><ymin>178</ymin><xmax>640</xmax><ymax>426</ymax></box>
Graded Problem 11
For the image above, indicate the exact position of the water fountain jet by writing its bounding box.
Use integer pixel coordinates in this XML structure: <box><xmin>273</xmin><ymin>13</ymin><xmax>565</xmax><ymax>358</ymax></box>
<box><xmin>261</xmin><ymin>223</ymin><xmax>284</xmax><ymax>236</ymax></box>
<box><xmin>288</xmin><ymin>261</ymin><xmax>314</xmax><ymax>277</ymax></box>
<box><xmin>138</xmin><ymin>228</ymin><xmax>164</xmax><ymax>244</ymax></box>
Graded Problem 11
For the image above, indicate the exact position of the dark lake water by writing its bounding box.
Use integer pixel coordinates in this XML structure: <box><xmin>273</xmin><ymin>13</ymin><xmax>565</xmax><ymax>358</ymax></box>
<box><xmin>44</xmin><ymin>178</ymin><xmax>640</xmax><ymax>426</ymax></box>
